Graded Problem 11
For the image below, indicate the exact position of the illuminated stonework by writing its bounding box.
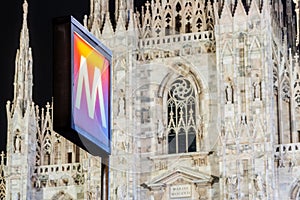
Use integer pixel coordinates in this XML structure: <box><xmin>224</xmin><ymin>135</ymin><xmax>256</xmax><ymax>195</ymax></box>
<box><xmin>2</xmin><ymin>0</ymin><xmax>300</xmax><ymax>199</ymax></box>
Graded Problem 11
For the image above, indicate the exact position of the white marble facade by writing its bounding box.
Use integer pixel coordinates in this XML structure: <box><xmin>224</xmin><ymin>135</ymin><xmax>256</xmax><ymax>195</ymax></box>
<box><xmin>2</xmin><ymin>0</ymin><xmax>300</xmax><ymax>199</ymax></box>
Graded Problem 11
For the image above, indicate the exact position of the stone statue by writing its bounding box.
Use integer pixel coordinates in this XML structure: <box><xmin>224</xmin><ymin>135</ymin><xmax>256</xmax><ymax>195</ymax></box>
<box><xmin>225</xmin><ymin>84</ymin><xmax>233</xmax><ymax>103</ymax></box>
<box><xmin>23</xmin><ymin>0</ymin><xmax>28</xmax><ymax>16</ymax></box>
<box><xmin>254</xmin><ymin>174</ymin><xmax>266</xmax><ymax>198</ymax></box>
<box><xmin>118</xmin><ymin>97</ymin><xmax>125</xmax><ymax>116</ymax></box>
<box><xmin>14</xmin><ymin>131</ymin><xmax>22</xmax><ymax>153</ymax></box>
<box><xmin>253</xmin><ymin>81</ymin><xmax>261</xmax><ymax>100</ymax></box>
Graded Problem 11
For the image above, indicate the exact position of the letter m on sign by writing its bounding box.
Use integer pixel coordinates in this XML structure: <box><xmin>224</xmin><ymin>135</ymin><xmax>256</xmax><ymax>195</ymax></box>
<box><xmin>75</xmin><ymin>56</ymin><xmax>107</xmax><ymax>128</ymax></box>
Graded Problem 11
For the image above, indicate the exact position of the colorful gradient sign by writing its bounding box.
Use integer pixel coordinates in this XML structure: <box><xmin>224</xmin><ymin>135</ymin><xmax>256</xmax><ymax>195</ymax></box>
<box><xmin>72</xmin><ymin>31</ymin><xmax>110</xmax><ymax>153</ymax></box>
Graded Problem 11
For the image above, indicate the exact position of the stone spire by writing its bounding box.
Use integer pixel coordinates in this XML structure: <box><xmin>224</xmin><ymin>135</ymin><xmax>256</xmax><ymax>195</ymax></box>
<box><xmin>102</xmin><ymin>11</ymin><xmax>114</xmax><ymax>37</ymax></box>
<box><xmin>13</xmin><ymin>0</ymin><xmax>33</xmax><ymax>114</ymax></box>
<box><xmin>294</xmin><ymin>0</ymin><xmax>300</xmax><ymax>47</ymax></box>
<box><xmin>84</xmin><ymin>0</ymin><xmax>113</xmax><ymax>38</ymax></box>
<box><xmin>5</xmin><ymin>2</ymin><xmax>38</xmax><ymax>199</ymax></box>
<box><xmin>89</xmin><ymin>0</ymin><xmax>102</xmax><ymax>38</ymax></box>
<box><xmin>115</xmin><ymin>0</ymin><xmax>133</xmax><ymax>25</ymax></box>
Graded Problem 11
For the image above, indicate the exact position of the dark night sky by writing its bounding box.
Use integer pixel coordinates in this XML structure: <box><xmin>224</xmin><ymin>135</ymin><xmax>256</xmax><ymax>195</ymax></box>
<box><xmin>0</xmin><ymin>0</ymin><xmax>90</xmax><ymax>152</ymax></box>
<box><xmin>0</xmin><ymin>0</ymin><xmax>145</xmax><ymax>152</ymax></box>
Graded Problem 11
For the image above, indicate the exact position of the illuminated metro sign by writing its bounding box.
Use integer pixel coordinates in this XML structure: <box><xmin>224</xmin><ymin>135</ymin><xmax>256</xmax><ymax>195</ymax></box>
<box><xmin>53</xmin><ymin>16</ymin><xmax>112</xmax><ymax>156</ymax></box>
<box><xmin>72</xmin><ymin>31</ymin><xmax>110</xmax><ymax>153</ymax></box>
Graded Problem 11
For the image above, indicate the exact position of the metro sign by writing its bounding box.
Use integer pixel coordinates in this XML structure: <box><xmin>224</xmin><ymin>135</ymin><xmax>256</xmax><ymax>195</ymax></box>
<box><xmin>75</xmin><ymin>55</ymin><xmax>107</xmax><ymax>127</ymax></box>
<box><xmin>53</xmin><ymin>17</ymin><xmax>111</xmax><ymax>199</ymax></box>
<box><xmin>72</xmin><ymin>32</ymin><xmax>110</xmax><ymax>153</ymax></box>
<box><xmin>53</xmin><ymin>16</ymin><xmax>111</xmax><ymax>156</ymax></box>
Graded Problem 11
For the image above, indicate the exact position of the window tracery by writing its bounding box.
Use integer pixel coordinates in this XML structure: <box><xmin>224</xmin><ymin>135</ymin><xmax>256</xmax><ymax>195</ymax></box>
<box><xmin>294</xmin><ymin>74</ymin><xmax>300</xmax><ymax>109</ymax></box>
<box><xmin>206</xmin><ymin>1</ymin><xmax>214</xmax><ymax>30</ymax></box>
<box><xmin>282</xmin><ymin>79</ymin><xmax>291</xmax><ymax>102</ymax></box>
<box><xmin>167</xmin><ymin>77</ymin><xmax>198</xmax><ymax>154</ymax></box>
<box><xmin>183</xmin><ymin>3</ymin><xmax>193</xmax><ymax>33</ymax></box>
<box><xmin>165</xmin><ymin>12</ymin><xmax>172</xmax><ymax>35</ymax></box>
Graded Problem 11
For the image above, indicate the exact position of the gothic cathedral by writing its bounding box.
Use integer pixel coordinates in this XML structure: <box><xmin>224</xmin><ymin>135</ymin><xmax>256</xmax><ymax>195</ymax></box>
<box><xmin>1</xmin><ymin>0</ymin><xmax>300</xmax><ymax>199</ymax></box>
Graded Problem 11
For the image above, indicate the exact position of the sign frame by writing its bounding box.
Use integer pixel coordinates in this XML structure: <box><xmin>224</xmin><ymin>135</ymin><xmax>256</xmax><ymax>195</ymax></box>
<box><xmin>53</xmin><ymin>16</ymin><xmax>112</xmax><ymax>156</ymax></box>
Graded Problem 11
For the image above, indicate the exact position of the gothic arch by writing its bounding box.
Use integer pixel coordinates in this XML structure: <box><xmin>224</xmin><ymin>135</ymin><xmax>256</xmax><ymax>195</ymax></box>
<box><xmin>157</xmin><ymin>63</ymin><xmax>205</xmax><ymax>99</ymax></box>
<box><xmin>280</xmin><ymin>71</ymin><xmax>291</xmax><ymax>102</ymax></box>
<box><xmin>164</xmin><ymin>11</ymin><xmax>173</xmax><ymax>35</ymax></box>
<box><xmin>279</xmin><ymin>68</ymin><xmax>292</xmax><ymax>143</ymax></box>
<box><xmin>51</xmin><ymin>191</ymin><xmax>74</xmax><ymax>200</ymax></box>
<box><xmin>182</xmin><ymin>2</ymin><xmax>193</xmax><ymax>33</ymax></box>
<box><xmin>159</xmin><ymin>64</ymin><xmax>205</xmax><ymax>154</ymax></box>
<box><xmin>153</xmin><ymin>20</ymin><xmax>162</xmax><ymax>37</ymax></box>
<box><xmin>290</xmin><ymin>179</ymin><xmax>300</xmax><ymax>200</ymax></box>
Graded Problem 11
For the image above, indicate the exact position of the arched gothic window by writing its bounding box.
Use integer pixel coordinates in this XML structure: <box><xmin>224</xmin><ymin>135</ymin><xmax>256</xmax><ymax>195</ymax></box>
<box><xmin>167</xmin><ymin>77</ymin><xmax>197</xmax><ymax>154</ymax></box>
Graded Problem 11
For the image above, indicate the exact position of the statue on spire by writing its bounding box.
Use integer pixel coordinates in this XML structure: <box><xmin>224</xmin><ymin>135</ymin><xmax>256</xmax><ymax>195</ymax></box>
<box><xmin>23</xmin><ymin>0</ymin><xmax>28</xmax><ymax>16</ymax></box>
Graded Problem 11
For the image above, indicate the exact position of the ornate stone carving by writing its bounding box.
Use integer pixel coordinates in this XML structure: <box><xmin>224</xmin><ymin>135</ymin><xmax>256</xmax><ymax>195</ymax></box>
<box><xmin>31</xmin><ymin>175</ymin><xmax>39</xmax><ymax>189</ymax></box>
<box><xmin>281</xmin><ymin>73</ymin><xmax>291</xmax><ymax>102</ymax></box>
<box><xmin>193</xmin><ymin>157</ymin><xmax>207</xmax><ymax>167</ymax></box>
<box><xmin>253</xmin><ymin>174</ymin><xmax>266</xmax><ymax>198</ymax></box>
<box><xmin>117</xmin><ymin>184</ymin><xmax>127</xmax><ymax>200</ymax></box>
<box><xmin>73</xmin><ymin>173</ymin><xmax>85</xmax><ymax>185</ymax></box>
<box><xmin>226</xmin><ymin>175</ymin><xmax>239</xmax><ymax>199</ymax></box>
<box><xmin>197</xmin><ymin>187</ymin><xmax>208</xmax><ymax>200</ymax></box>
<box><xmin>39</xmin><ymin>174</ymin><xmax>49</xmax><ymax>188</ymax></box>
<box><xmin>43</xmin><ymin>137</ymin><xmax>52</xmax><ymax>155</ymax></box>
<box><xmin>154</xmin><ymin>160</ymin><xmax>167</xmax><ymax>171</ymax></box>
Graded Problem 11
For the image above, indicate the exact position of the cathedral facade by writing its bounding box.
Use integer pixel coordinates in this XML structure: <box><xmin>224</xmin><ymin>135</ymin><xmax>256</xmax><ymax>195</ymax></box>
<box><xmin>1</xmin><ymin>0</ymin><xmax>300</xmax><ymax>199</ymax></box>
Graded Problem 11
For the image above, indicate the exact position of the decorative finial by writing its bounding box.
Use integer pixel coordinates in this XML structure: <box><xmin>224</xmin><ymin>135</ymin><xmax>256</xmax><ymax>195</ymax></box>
<box><xmin>23</xmin><ymin>0</ymin><xmax>28</xmax><ymax>16</ymax></box>
<box><xmin>120</xmin><ymin>0</ymin><xmax>125</xmax><ymax>10</ymax></box>
<box><xmin>145</xmin><ymin>1</ymin><xmax>150</xmax><ymax>11</ymax></box>
<box><xmin>0</xmin><ymin>151</ymin><xmax>5</xmax><ymax>165</ymax></box>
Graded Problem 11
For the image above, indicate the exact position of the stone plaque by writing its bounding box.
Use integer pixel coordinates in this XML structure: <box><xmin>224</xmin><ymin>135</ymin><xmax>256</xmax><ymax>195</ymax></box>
<box><xmin>170</xmin><ymin>184</ymin><xmax>192</xmax><ymax>198</ymax></box>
